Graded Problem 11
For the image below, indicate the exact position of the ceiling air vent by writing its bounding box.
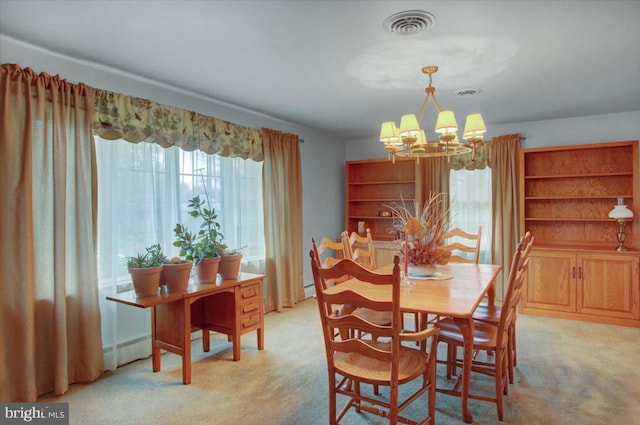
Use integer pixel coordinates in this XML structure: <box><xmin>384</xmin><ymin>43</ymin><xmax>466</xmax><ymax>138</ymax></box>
<box><xmin>383</xmin><ymin>10</ymin><xmax>436</xmax><ymax>35</ymax></box>
<box><xmin>456</xmin><ymin>89</ymin><xmax>481</xmax><ymax>97</ymax></box>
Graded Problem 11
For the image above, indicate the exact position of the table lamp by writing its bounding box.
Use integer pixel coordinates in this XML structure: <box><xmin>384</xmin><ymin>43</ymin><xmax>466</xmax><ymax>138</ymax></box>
<box><xmin>608</xmin><ymin>198</ymin><xmax>634</xmax><ymax>251</ymax></box>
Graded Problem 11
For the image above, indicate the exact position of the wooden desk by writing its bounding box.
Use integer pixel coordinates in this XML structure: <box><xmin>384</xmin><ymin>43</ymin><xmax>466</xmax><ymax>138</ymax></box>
<box><xmin>107</xmin><ymin>272</ymin><xmax>265</xmax><ymax>384</ymax></box>
<box><xmin>325</xmin><ymin>262</ymin><xmax>502</xmax><ymax>423</ymax></box>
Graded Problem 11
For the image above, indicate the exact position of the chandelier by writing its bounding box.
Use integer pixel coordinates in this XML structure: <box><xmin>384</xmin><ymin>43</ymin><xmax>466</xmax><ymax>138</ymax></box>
<box><xmin>379</xmin><ymin>66</ymin><xmax>487</xmax><ymax>162</ymax></box>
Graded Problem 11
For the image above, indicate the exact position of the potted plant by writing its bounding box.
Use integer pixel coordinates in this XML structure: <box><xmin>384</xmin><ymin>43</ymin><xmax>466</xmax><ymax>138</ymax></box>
<box><xmin>173</xmin><ymin>195</ymin><xmax>225</xmax><ymax>283</ymax></box>
<box><xmin>162</xmin><ymin>256</ymin><xmax>193</xmax><ymax>292</ymax></box>
<box><xmin>387</xmin><ymin>193</ymin><xmax>452</xmax><ymax>277</ymax></box>
<box><xmin>218</xmin><ymin>246</ymin><xmax>245</xmax><ymax>280</ymax></box>
<box><xmin>126</xmin><ymin>244</ymin><xmax>165</xmax><ymax>296</ymax></box>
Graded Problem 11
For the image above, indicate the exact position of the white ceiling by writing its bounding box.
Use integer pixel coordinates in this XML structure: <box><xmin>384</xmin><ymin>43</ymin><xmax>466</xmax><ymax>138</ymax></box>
<box><xmin>1</xmin><ymin>0</ymin><xmax>639</xmax><ymax>140</ymax></box>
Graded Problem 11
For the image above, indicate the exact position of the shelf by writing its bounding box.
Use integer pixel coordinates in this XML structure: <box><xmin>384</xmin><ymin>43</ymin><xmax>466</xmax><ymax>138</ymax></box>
<box><xmin>525</xmin><ymin>195</ymin><xmax>634</xmax><ymax>200</ymax></box>
<box><xmin>348</xmin><ymin>215</ymin><xmax>395</xmax><ymax>220</ymax></box>
<box><xmin>349</xmin><ymin>198</ymin><xmax>415</xmax><ymax>202</ymax></box>
<box><xmin>349</xmin><ymin>180</ymin><xmax>415</xmax><ymax>185</ymax></box>
<box><xmin>524</xmin><ymin>172</ymin><xmax>633</xmax><ymax>179</ymax></box>
<box><xmin>525</xmin><ymin>218</ymin><xmax>613</xmax><ymax>222</ymax></box>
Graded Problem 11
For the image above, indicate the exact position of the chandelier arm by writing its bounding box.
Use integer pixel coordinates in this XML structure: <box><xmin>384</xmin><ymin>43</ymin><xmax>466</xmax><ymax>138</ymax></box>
<box><xmin>418</xmin><ymin>93</ymin><xmax>431</xmax><ymax>125</ymax></box>
<box><xmin>431</xmin><ymin>93</ymin><xmax>443</xmax><ymax>113</ymax></box>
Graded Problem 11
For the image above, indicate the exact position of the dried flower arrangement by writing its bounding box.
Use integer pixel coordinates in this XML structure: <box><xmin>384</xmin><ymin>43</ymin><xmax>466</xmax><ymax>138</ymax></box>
<box><xmin>386</xmin><ymin>193</ymin><xmax>452</xmax><ymax>266</ymax></box>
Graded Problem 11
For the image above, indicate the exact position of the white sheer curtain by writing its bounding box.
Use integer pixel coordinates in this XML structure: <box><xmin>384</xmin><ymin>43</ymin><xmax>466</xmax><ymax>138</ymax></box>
<box><xmin>449</xmin><ymin>168</ymin><xmax>493</xmax><ymax>264</ymax></box>
<box><xmin>95</xmin><ymin>137</ymin><xmax>265</xmax><ymax>370</ymax></box>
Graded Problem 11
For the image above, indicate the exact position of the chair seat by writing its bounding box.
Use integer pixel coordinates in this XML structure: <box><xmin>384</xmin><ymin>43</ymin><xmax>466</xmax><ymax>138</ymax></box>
<box><xmin>335</xmin><ymin>340</ymin><xmax>428</xmax><ymax>386</ymax></box>
<box><xmin>473</xmin><ymin>303</ymin><xmax>501</xmax><ymax>324</ymax></box>
<box><xmin>437</xmin><ymin>317</ymin><xmax>507</xmax><ymax>350</ymax></box>
<box><xmin>352</xmin><ymin>308</ymin><xmax>392</xmax><ymax>326</ymax></box>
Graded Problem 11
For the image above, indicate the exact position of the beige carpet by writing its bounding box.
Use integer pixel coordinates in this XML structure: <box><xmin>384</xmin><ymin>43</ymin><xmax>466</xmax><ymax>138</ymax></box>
<box><xmin>39</xmin><ymin>298</ymin><xmax>640</xmax><ymax>424</ymax></box>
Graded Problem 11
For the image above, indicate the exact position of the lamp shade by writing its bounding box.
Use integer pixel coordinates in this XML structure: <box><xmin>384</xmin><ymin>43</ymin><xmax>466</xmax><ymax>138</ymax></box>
<box><xmin>435</xmin><ymin>110</ymin><xmax>458</xmax><ymax>134</ymax></box>
<box><xmin>399</xmin><ymin>114</ymin><xmax>421</xmax><ymax>138</ymax></box>
<box><xmin>380</xmin><ymin>121</ymin><xmax>399</xmax><ymax>144</ymax></box>
<box><xmin>463</xmin><ymin>113</ymin><xmax>487</xmax><ymax>139</ymax></box>
<box><xmin>608</xmin><ymin>204</ymin><xmax>634</xmax><ymax>219</ymax></box>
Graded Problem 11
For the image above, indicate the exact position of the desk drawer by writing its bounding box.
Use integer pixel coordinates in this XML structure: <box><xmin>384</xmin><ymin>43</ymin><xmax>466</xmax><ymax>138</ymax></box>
<box><xmin>240</xmin><ymin>300</ymin><xmax>261</xmax><ymax>315</ymax></box>
<box><xmin>241</xmin><ymin>313</ymin><xmax>260</xmax><ymax>330</ymax></box>
<box><xmin>240</xmin><ymin>282</ymin><xmax>260</xmax><ymax>300</ymax></box>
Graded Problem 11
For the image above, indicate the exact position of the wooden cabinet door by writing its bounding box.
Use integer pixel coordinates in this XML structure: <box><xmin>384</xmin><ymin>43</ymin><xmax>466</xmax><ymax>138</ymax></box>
<box><xmin>578</xmin><ymin>253</ymin><xmax>640</xmax><ymax>319</ymax></box>
<box><xmin>524</xmin><ymin>250</ymin><xmax>577</xmax><ymax>312</ymax></box>
<box><xmin>373</xmin><ymin>241</ymin><xmax>398</xmax><ymax>269</ymax></box>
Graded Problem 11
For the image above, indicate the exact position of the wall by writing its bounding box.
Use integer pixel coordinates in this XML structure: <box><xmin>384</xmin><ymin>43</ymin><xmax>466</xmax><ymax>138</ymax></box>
<box><xmin>0</xmin><ymin>35</ymin><xmax>345</xmax><ymax>289</ymax></box>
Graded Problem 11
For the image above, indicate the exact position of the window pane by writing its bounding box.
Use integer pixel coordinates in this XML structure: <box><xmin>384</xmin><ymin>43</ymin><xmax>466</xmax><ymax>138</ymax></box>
<box><xmin>95</xmin><ymin>137</ymin><xmax>265</xmax><ymax>285</ymax></box>
<box><xmin>449</xmin><ymin>168</ymin><xmax>492</xmax><ymax>263</ymax></box>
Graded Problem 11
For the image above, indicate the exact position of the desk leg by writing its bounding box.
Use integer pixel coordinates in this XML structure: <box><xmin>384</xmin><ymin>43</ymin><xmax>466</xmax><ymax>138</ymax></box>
<box><xmin>453</xmin><ymin>317</ymin><xmax>474</xmax><ymax>424</ymax></box>
<box><xmin>257</xmin><ymin>326</ymin><xmax>264</xmax><ymax>351</ymax></box>
<box><xmin>182</xmin><ymin>300</ymin><xmax>192</xmax><ymax>384</ymax></box>
<box><xmin>152</xmin><ymin>307</ymin><xmax>161</xmax><ymax>373</ymax></box>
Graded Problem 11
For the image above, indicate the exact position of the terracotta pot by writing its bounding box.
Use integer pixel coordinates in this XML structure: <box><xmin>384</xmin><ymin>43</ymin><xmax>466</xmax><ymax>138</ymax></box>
<box><xmin>408</xmin><ymin>263</ymin><xmax>438</xmax><ymax>278</ymax></box>
<box><xmin>129</xmin><ymin>266</ymin><xmax>163</xmax><ymax>297</ymax></box>
<box><xmin>162</xmin><ymin>260</ymin><xmax>193</xmax><ymax>292</ymax></box>
<box><xmin>218</xmin><ymin>253</ymin><xmax>242</xmax><ymax>280</ymax></box>
<box><xmin>195</xmin><ymin>256</ymin><xmax>221</xmax><ymax>283</ymax></box>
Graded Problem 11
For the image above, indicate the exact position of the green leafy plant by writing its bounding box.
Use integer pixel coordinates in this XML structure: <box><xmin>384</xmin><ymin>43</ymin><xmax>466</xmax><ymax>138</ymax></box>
<box><xmin>126</xmin><ymin>244</ymin><xmax>167</xmax><ymax>269</ymax></box>
<box><xmin>221</xmin><ymin>245</ymin><xmax>246</xmax><ymax>256</ymax></box>
<box><xmin>173</xmin><ymin>195</ymin><xmax>225</xmax><ymax>265</ymax></box>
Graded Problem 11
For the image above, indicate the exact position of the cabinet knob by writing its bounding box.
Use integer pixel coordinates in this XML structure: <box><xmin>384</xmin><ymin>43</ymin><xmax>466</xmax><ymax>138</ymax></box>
<box><xmin>572</xmin><ymin>267</ymin><xmax>576</xmax><ymax>278</ymax></box>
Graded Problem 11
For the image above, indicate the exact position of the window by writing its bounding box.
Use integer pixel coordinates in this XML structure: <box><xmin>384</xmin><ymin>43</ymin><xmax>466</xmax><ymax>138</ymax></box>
<box><xmin>95</xmin><ymin>137</ymin><xmax>265</xmax><ymax>287</ymax></box>
<box><xmin>95</xmin><ymin>137</ymin><xmax>265</xmax><ymax>369</ymax></box>
<box><xmin>449</xmin><ymin>168</ymin><xmax>492</xmax><ymax>263</ymax></box>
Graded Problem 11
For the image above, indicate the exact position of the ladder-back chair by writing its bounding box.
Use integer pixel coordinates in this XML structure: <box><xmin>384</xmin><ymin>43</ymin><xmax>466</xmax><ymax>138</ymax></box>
<box><xmin>441</xmin><ymin>226</ymin><xmax>483</xmax><ymax>264</ymax></box>
<box><xmin>311</xmin><ymin>254</ymin><xmax>439</xmax><ymax>425</ymax></box>
<box><xmin>435</xmin><ymin>232</ymin><xmax>533</xmax><ymax>421</ymax></box>
<box><xmin>345</xmin><ymin>228</ymin><xmax>377</xmax><ymax>270</ymax></box>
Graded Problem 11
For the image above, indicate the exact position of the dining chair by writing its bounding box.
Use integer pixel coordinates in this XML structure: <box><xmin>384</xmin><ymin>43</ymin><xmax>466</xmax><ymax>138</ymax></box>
<box><xmin>414</xmin><ymin>226</ymin><xmax>483</xmax><ymax>331</ymax></box>
<box><xmin>441</xmin><ymin>226</ymin><xmax>483</xmax><ymax>264</ymax></box>
<box><xmin>312</xmin><ymin>234</ymin><xmax>350</xmax><ymax>285</ymax></box>
<box><xmin>435</xmin><ymin>233</ymin><xmax>532</xmax><ymax>421</ymax></box>
<box><xmin>310</xmin><ymin>253</ymin><xmax>440</xmax><ymax>425</ymax></box>
<box><xmin>472</xmin><ymin>231</ymin><xmax>534</xmax><ymax>383</ymax></box>
<box><xmin>345</xmin><ymin>228</ymin><xmax>377</xmax><ymax>270</ymax></box>
<box><xmin>311</xmin><ymin>238</ymin><xmax>392</xmax><ymax>341</ymax></box>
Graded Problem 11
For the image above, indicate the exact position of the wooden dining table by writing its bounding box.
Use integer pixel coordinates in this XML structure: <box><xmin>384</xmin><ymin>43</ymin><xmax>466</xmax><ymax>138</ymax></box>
<box><xmin>323</xmin><ymin>262</ymin><xmax>503</xmax><ymax>424</ymax></box>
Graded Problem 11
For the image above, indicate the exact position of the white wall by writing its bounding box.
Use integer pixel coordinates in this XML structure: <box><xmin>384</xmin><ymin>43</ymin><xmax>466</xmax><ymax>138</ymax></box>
<box><xmin>0</xmin><ymin>35</ymin><xmax>345</xmax><ymax>289</ymax></box>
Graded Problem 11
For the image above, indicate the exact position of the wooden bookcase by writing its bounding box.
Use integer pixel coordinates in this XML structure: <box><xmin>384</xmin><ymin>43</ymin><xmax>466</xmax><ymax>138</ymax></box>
<box><xmin>520</xmin><ymin>140</ymin><xmax>640</xmax><ymax>327</ymax></box>
<box><xmin>345</xmin><ymin>158</ymin><xmax>416</xmax><ymax>241</ymax></box>
<box><xmin>520</xmin><ymin>140</ymin><xmax>638</xmax><ymax>248</ymax></box>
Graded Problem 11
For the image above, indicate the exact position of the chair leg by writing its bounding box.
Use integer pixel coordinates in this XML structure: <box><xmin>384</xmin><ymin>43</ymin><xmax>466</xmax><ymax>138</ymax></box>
<box><xmin>507</xmin><ymin>326</ymin><xmax>515</xmax><ymax>384</ymax></box>
<box><xmin>329</xmin><ymin>374</ymin><xmax>337</xmax><ymax>425</ymax></box>
<box><xmin>428</xmin><ymin>354</ymin><xmax>436</xmax><ymax>424</ymax></box>
<box><xmin>495</xmin><ymin>349</ymin><xmax>505</xmax><ymax>421</ymax></box>
<box><xmin>512</xmin><ymin>320</ymin><xmax>518</xmax><ymax>366</ymax></box>
<box><xmin>446</xmin><ymin>343</ymin><xmax>457</xmax><ymax>379</ymax></box>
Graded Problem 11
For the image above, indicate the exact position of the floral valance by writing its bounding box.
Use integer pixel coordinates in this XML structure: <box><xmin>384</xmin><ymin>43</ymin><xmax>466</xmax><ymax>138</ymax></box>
<box><xmin>91</xmin><ymin>90</ymin><xmax>263</xmax><ymax>161</ymax></box>
<box><xmin>448</xmin><ymin>140</ymin><xmax>491</xmax><ymax>170</ymax></box>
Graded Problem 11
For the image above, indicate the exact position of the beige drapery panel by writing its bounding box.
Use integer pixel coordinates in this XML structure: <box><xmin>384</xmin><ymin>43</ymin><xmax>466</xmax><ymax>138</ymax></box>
<box><xmin>0</xmin><ymin>64</ymin><xmax>103</xmax><ymax>401</ymax></box>
<box><xmin>490</xmin><ymin>134</ymin><xmax>523</xmax><ymax>300</ymax></box>
<box><xmin>261</xmin><ymin>128</ymin><xmax>305</xmax><ymax>312</ymax></box>
<box><xmin>415</xmin><ymin>157</ymin><xmax>451</xmax><ymax>217</ymax></box>
<box><xmin>91</xmin><ymin>90</ymin><xmax>264</xmax><ymax>161</ymax></box>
